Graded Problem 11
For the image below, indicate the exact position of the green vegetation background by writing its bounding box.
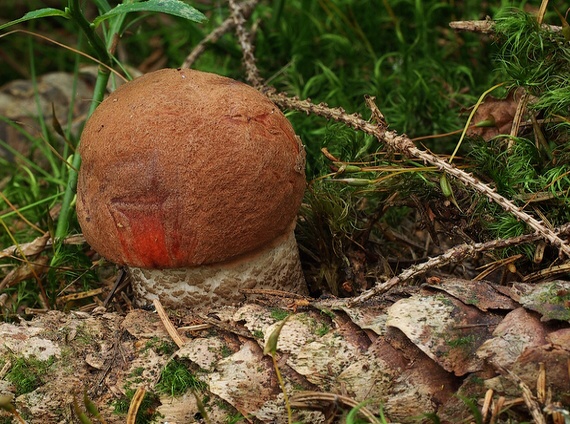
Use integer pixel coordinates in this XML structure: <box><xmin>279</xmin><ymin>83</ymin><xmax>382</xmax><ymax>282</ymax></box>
<box><xmin>2</xmin><ymin>0</ymin><xmax>570</xmax><ymax>312</ymax></box>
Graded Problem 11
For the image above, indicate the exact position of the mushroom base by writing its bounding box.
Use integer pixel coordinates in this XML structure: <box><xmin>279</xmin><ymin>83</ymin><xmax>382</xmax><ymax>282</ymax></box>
<box><xmin>128</xmin><ymin>230</ymin><xmax>307</xmax><ymax>309</ymax></box>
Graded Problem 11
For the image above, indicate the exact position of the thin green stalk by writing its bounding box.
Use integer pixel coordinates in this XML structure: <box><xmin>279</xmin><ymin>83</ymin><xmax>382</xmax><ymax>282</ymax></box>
<box><xmin>54</xmin><ymin>0</ymin><xmax>113</xmax><ymax>240</ymax></box>
<box><xmin>448</xmin><ymin>82</ymin><xmax>505</xmax><ymax>164</ymax></box>
<box><xmin>0</xmin><ymin>193</ymin><xmax>63</xmax><ymax>220</ymax></box>
<box><xmin>28</xmin><ymin>42</ymin><xmax>59</xmax><ymax>176</ymax></box>
<box><xmin>66</xmin><ymin>0</ymin><xmax>109</xmax><ymax>63</ymax></box>
<box><xmin>54</xmin><ymin>67</ymin><xmax>109</xmax><ymax>239</ymax></box>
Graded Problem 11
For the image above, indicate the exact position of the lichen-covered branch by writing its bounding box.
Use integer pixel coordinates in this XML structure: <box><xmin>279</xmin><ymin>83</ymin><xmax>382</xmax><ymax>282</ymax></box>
<box><xmin>267</xmin><ymin>93</ymin><xmax>570</xmax><ymax>258</ymax></box>
<box><xmin>347</xmin><ymin>224</ymin><xmax>570</xmax><ymax>305</ymax></box>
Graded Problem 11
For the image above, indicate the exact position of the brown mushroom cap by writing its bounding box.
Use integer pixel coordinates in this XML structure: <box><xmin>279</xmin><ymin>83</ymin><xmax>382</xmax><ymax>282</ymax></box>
<box><xmin>77</xmin><ymin>68</ymin><xmax>306</xmax><ymax>269</ymax></box>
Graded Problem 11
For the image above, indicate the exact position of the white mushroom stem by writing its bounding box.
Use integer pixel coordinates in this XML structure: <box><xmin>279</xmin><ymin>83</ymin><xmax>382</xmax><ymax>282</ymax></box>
<box><xmin>128</xmin><ymin>228</ymin><xmax>307</xmax><ymax>309</ymax></box>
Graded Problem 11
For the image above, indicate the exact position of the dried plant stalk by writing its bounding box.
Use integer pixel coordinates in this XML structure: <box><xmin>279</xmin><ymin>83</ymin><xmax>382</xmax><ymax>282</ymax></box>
<box><xmin>347</xmin><ymin>223</ymin><xmax>570</xmax><ymax>305</ymax></box>
<box><xmin>181</xmin><ymin>0</ymin><xmax>259</xmax><ymax>69</ymax></box>
<box><xmin>267</xmin><ymin>93</ymin><xmax>570</xmax><ymax>260</ymax></box>
<box><xmin>449</xmin><ymin>20</ymin><xmax>562</xmax><ymax>33</ymax></box>
<box><xmin>228</xmin><ymin>0</ymin><xmax>263</xmax><ymax>88</ymax></box>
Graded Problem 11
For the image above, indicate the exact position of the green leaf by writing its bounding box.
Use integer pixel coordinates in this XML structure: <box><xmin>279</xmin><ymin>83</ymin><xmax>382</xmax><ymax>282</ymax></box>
<box><xmin>92</xmin><ymin>0</ymin><xmax>113</xmax><ymax>14</ymax></box>
<box><xmin>554</xmin><ymin>7</ymin><xmax>570</xmax><ymax>42</ymax></box>
<box><xmin>92</xmin><ymin>0</ymin><xmax>207</xmax><ymax>27</ymax></box>
<box><xmin>0</xmin><ymin>8</ymin><xmax>69</xmax><ymax>31</ymax></box>
<box><xmin>263</xmin><ymin>315</ymin><xmax>291</xmax><ymax>356</ymax></box>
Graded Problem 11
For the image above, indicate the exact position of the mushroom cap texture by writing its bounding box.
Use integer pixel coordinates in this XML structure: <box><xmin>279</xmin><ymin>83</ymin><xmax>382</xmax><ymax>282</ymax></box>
<box><xmin>77</xmin><ymin>68</ymin><xmax>306</xmax><ymax>268</ymax></box>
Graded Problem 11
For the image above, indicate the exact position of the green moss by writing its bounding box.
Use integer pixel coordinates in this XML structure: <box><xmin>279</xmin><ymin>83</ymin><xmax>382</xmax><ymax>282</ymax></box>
<box><xmin>270</xmin><ymin>308</ymin><xmax>290</xmax><ymax>321</ymax></box>
<box><xmin>73</xmin><ymin>324</ymin><xmax>97</xmax><ymax>345</ymax></box>
<box><xmin>220</xmin><ymin>344</ymin><xmax>233</xmax><ymax>358</ymax></box>
<box><xmin>534</xmin><ymin>283</ymin><xmax>570</xmax><ymax>321</ymax></box>
<box><xmin>445</xmin><ymin>334</ymin><xmax>475</xmax><ymax>349</ymax></box>
<box><xmin>320</xmin><ymin>309</ymin><xmax>336</xmax><ymax>320</ymax></box>
<box><xmin>112</xmin><ymin>395</ymin><xmax>130</xmax><ymax>414</ymax></box>
<box><xmin>156</xmin><ymin>360</ymin><xmax>206</xmax><ymax>397</ymax></box>
<box><xmin>5</xmin><ymin>355</ymin><xmax>55</xmax><ymax>396</ymax></box>
<box><xmin>226</xmin><ymin>412</ymin><xmax>245</xmax><ymax>424</ymax></box>
<box><xmin>130</xmin><ymin>367</ymin><xmax>145</xmax><ymax>378</ymax></box>
<box><xmin>142</xmin><ymin>337</ymin><xmax>176</xmax><ymax>356</ymax></box>
<box><xmin>315</xmin><ymin>322</ymin><xmax>331</xmax><ymax>337</ymax></box>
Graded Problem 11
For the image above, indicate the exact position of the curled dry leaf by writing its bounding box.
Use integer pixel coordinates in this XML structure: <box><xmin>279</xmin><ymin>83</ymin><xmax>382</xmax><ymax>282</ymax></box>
<box><xmin>476</xmin><ymin>307</ymin><xmax>549</xmax><ymax>369</ymax></box>
<box><xmin>338</xmin><ymin>331</ymin><xmax>458</xmax><ymax>420</ymax></box>
<box><xmin>510</xmin><ymin>328</ymin><xmax>570</xmax><ymax>405</ymax></box>
<box><xmin>477</xmin><ymin>308</ymin><xmax>570</xmax><ymax>405</ymax></box>
<box><xmin>208</xmin><ymin>340</ymin><xmax>272</xmax><ymax>416</ymax></box>
<box><xmin>0</xmin><ymin>232</ymin><xmax>50</xmax><ymax>260</ymax></box>
<box><xmin>0</xmin><ymin>255</ymin><xmax>49</xmax><ymax>291</ymax></box>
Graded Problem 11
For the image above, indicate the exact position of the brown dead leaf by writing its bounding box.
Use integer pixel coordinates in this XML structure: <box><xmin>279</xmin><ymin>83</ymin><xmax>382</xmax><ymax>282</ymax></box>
<box><xmin>467</xmin><ymin>89</ymin><xmax>522</xmax><ymax>140</ymax></box>
<box><xmin>207</xmin><ymin>340</ymin><xmax>277</xmax><ymax>420</ymax></box>
<box><xmin>0</xmin><ymin>322</ymin><xmax>59</xmax><ymax>360</ymax></box>
<box><xmin>0</xmin><ymin>255</ymin><xmax>49</xmax><ymax>290</ymax></box>
<box><xmin>0</xmin><ymin>232</ymin><xmax>50</xmax><ymax>260</ymax></box>
<box><xmin>121</xmin><ymin>309</ymin><xmax>170</xmax><ymax>339</ymax></box>
<box><xmin>290</xmin><ymin>328</ymin><xmax>363</xmax><ymax>388</ymax></box>
<box><xmin>512</xmin><ymin>329</ymin><xmax>570</xmax><ymax>405</ymax></box>
<box><xmin>338</xmin><ymin>331</ymin><xmax>458</xmax><ymax>421</ymax></box>
<box><xmin>424</xmin><ymin>278</ymin><xmax>518</xmax><ymax>312</ymax></box>
<box><xmin>476</xmin><ymin>307</ymin><xmax>570</xmax><ymax>406</ymax></box>
<box><xmin>477</xmin><ymin>307</ymin><xmax>549</xmax><ymax>369</ymax></box>
<box><xmin>176</xmin><ymin>337</ymin><xmax>227</xmax><ymax>372</ymax></box>
<box><xmin>386</xmin><ymin>293</ymin><xmax>502</xmax><ymax>376</ymax></box>
<box><xmin>509</xmin><ymin>281</ymin><xmax>570</xmax><ymax>322</ymax></box>
<box><xmin>335</xmin><ymin>303</ymin><xmax>388</xmax><ymax>336</ymax></box>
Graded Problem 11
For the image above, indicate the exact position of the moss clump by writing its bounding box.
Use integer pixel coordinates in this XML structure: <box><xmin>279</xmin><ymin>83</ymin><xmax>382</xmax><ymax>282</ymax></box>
<box><xmin>156</xmin><ymin>360</ymin><xmax>207</xmax><ymax>397</ymax></box>
<box><xmin>5</xmin><ymin>355</ymin><xmax>55</xmax><ymax>396</ymax></box>
<box><xmin>270</xmin><ymin>308</ymin><xmax>290</xmax><ymax>321</ymax></box>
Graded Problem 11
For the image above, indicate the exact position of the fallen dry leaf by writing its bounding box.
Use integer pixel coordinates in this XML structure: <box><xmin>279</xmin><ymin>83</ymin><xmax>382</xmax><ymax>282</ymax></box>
<box><xmin>386</xmin><ymin>292</ymin><xmax>502</xmax><ymax>376</ymax></box>
<box><xmin>477</xmin><ymin>307</ymin><xmax>549</xmax><ymax>369</ymax></box>
<box><xmin>0</xmin><ymin>232</ymin><xmax>50</xmax><ymax>260</ymax></box>
<box><xmin>467</xmin><ymin>89</ymin><xmax>523</xmax><ymax>140</ymax></box>
<box><xmin>510</xmin><ymin>281</ymin><xmax>570</xmax><ymax>322</ymax></box>
<box><xmin>424</xmin><ymin>278</ymin><xmax>518</xmax><ymax>311</ymax></box>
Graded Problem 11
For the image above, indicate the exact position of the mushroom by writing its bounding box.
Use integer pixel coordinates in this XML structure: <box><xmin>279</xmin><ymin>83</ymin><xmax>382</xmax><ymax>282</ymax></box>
<box><xmin>76</xmin><ymin>68</ymin><xmax>307</xmax><ymax>309</ymax></box>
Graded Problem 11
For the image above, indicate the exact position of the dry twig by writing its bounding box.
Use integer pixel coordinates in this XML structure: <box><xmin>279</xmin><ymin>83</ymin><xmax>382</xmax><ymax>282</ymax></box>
<box><xmin>181</xmin><ymin>0</ymin><xmax>259</xmax><ymax>69</ymax></box>
<box><xmin>290</xmin><ymin>391</ymin><xmax>382</xmax><ymax>424</ymax></box>
<box><xmin>228</xmin><ymin>0</ymin><xmax>263</xmax><ymax>88</ymax></box>
<box><xmin>153</xmin><ymin>299</ymin><xmax>186</xmax><ymax>348</ymax></box>
<box><xmin>449</xmin><ymin>19</ymin><xmax>562</xmax><ymax>33</ymax></box>
<box><xmin>267</xmin><ymin>93</ymin><xmax>570</xmax><ymax>260</ymax></box>
<box><xmin>347</xmin><ymin>223</ymin><xmax>570</xmax><ymax>305</ymax></box>
<box><xmin>506</xmin><ymin>370</ymin><xmax>547</xmax><ymax>424</ymax></box>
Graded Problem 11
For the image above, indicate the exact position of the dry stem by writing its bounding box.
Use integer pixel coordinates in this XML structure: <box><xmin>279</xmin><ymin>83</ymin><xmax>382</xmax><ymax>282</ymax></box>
<box><xmin>449</xmin><ymin>19</ymin><xmax>562</xmax><ymax>33</ymax></box>
<box><xmin>228</xmin><ymin>0</ymin><xmax>263</xmax><ymax>88</ymax></box>
<box><xmin>181</xmin><ymin>0</ymin><xmax>259</xmax><ymax>69</ymax></box>
<box><xmin>268</xmin><ymin>93</ymin><xmax>570</xmax><ymax>260</ymax></box>
<box><xmin>347</xmin><ymin>223</ymin><xmax>570</xmax><ymax>305</ymax></box>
